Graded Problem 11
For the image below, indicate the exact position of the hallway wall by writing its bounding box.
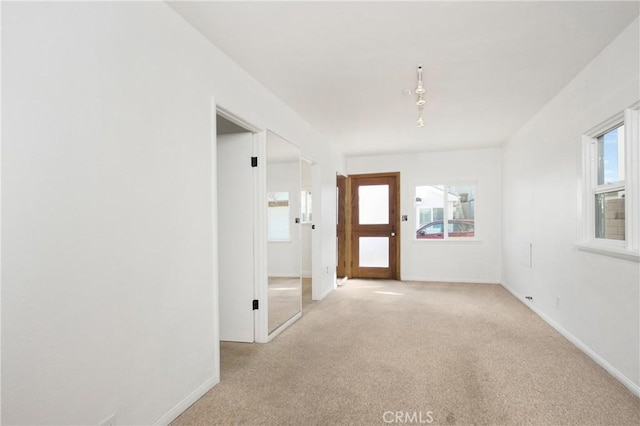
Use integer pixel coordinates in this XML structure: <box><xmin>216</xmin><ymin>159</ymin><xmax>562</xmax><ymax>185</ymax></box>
<box><xmin>502</xmin><ymin>17</ymin><xmax>640</xmax><ymax>394</ymax></box>
<box><xmin>1</xmin><ymin>2</ymin><xmax>337</xmax><ymax>424</ymax></box>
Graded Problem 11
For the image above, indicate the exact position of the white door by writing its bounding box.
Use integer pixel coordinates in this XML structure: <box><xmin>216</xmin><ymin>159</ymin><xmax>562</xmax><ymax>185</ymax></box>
<box><xmin>218</xmin><ymin>133</ymin><xmax>255</xmax><ymax>342</ymax></box>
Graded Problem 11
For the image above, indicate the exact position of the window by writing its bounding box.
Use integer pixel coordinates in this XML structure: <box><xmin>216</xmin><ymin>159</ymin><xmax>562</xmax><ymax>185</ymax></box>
<box><xmin>267</xmin><ymin>192</ymin><xmax>290</xmax><ymax>241</ymax></box>
<box><xmin>300</xmin><ymin>190</ymin><xmax>312</xmax><ymax>223</ymax></box>
<box><xmin>415</xmin><ymin>184</ymin><xmax>476</xmax><ymax>239</ymax></box>
<box><xmin>579</xmin><ymin>104</ymin><xmax>639</xmax><ymax>261</ymax></box>
<box><xmin>594</xmin><ymin>125</ymin><xmax>626</xmax><ymax>240</ymax></box>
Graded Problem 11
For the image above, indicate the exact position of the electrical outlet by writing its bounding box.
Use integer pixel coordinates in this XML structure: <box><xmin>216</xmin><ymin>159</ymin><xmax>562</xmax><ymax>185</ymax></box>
<box><xmin>100</xmin><ymin>413</ymin><xmax>117</xmax><ymax>426</ymax></box>
<box><xmin>556</xmin><ymin>296</ymin><xmax>560</xmax><ymax>309</ymax></box>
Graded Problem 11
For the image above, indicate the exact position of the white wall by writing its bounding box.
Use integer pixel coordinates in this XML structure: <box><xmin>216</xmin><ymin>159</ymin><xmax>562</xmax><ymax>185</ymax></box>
<box><xmin>1</xmin><ymin>2</ymin><xmax>338</xmax><ymax>424</ymax></box>
<box><xmin>301</xmin><ymin>225</ymin><xmax>313</xmax><ymax>277</ymax></box>
<box><xmin>502</xmin><ymin>18</ymin><xmax>640</xmax><ymax>393</ymax></box>
<box><xmin>301</xmin><ymin>161</ymin><xmax>312</xmax><ymax>277</ymax></box>
<box><xmin>347</xmin><ymin>148</ymin><xmax>502</xmax><ymax>283</ymax></box>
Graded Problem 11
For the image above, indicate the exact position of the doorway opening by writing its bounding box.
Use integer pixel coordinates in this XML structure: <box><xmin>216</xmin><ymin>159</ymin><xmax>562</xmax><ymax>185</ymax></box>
<box><xmin>216</xmin><ymin>113</ymin><xmax>257</xmax><ymax>343</ymax></box>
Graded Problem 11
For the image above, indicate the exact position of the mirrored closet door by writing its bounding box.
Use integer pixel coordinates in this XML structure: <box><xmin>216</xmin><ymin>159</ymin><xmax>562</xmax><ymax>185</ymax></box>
<box><xmin>266</xmin><ymin>131</ymin><xmax>302</xmax><ymax>334</ymax></box>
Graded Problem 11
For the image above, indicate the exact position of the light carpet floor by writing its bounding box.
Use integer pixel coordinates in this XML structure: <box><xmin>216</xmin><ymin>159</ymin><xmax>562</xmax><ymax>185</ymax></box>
<box><xmin>173</xmin><ymin>279</ymin><xmax>640</xmax><ymax>425</ymax></box>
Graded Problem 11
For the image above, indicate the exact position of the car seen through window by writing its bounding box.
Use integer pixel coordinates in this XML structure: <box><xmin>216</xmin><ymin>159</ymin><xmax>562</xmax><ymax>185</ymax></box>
<box><xmin>416</xmin><ymin>219</ymin><xmax>475</xmax><ymax>239</ymax></box>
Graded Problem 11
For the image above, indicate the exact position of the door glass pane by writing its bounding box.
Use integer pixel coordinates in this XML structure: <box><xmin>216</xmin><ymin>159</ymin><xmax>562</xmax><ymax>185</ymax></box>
<box><xmin>359</xmin><ymin>185</ymin><xmax>389</xmax><ymax>224</ymax></box>
<box><xmin>595</xmin><ymin>190</ymin><xmax>625</xmax><ymax>240</ymax></box>
<box><xmin>597</xmin><ymin>125</ymin><xmax>625</xmax><ymax>185</ymax></box>
<box><xmin>359</xmin><ymin>237</ymin><xmax>389</xmax><ymax>268</ymax></box>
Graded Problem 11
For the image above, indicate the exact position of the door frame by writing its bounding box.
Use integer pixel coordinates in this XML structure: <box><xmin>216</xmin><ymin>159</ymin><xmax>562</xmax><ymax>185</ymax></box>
<box><xmin>215</xmin><ymin>105</ymin><xmax>270</xmax><ymax>343</ymax></box>
<box><xmin>252</xmin><ymin>129</ymin><xmax>270</xmax><ymax>343</ymax></box>
<box><xmin>345</xmin><ymin>172</ymin><xmax>401</xmax><ymax>280</ymax></box>
<box><xmin>300</xmin><ymin>156</ymin><xmax>323</xmax><ymax>302</ymax></box>
<box><xmin>336</xmin><ymin>174</ymin><xmax>347</xmax><ymax>278</ymax></box>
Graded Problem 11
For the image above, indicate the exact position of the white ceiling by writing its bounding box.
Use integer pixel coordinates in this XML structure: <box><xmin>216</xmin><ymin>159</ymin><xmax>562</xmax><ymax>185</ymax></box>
<box><xmin>169</xmin><ymin>1</ymin><xmax>639</xmax><ymax>157</ymax></box>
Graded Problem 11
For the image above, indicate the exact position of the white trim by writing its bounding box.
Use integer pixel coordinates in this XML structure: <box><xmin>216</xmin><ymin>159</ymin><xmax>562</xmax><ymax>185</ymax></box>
<box><xmin>216</xmin><ymin>106</ymin><xmax>261</xmax><ymax>134</ymax></box>
<box><xmin>402</xmin><ymin>277</ymin><xmax>501</xmax><ymax>285</ymax></box>
<box><xmin>268</xmin><ymin>272</ymin><xmax>300</xmax><ymax>278</ymax></box>
<box><xmin>580</xmin><ymin>134</ymin><xmax>594</xmax><ymax>243</ymax></box>
<box><xmin>593</xmin><ymin>182</ymin><xmax>625</xmax><ymax>194</ymax></box>
<box><xmin>574</xmin><ymin>243</ymin><xmax>640</xmax><ymax>262</ymax></box>
<box><xmin>412</xmin><ymin>238</ymin><xmax>483</xmax><ymax>243</ymax></box>
<box><xmin>624</xmin><ymin>107</ymin><xmax>639</xmax><ymax>252</ymax></box>
<box><xmin>580</xmin><ymin>103</ymin><xmax>640</xmax><ymax>257</ymax></box>
<box><xmin>584</xmin><ymin>112</ymin><xmax>625</xmax><ymax>138</ymax></box>
<box><xmin>0</xmin><ymin>4</ymin><xmax>4</xmax><ymax>422</ymax></box>
<box><xmin>215</xmin><ymin>105</ymin><xmax>265</xmax><ymax>344</ymax></box>
<box><xmin>254</xmin><ymin>131</ymin><xmax>269</xmax><ymax>343</ymax></box>
<box><xmin>210</xmin><ymin>99</ymin><xmax>221</xmax><ymax>382</ymax></box>
<box><xmin>316</xmin><ymin>281</ymin><xmax>336</xmax><ymax>300</ymax></box>
<box><xmin>311</xmin><ymin>162</ymin><xmax>325</xmax><ymax>301</ymax></box>
<box><xmin>154</xmin><ymin>376</ymin><xmax>219</xmax><ymax>426</ymax></box>
<box><xmin>501</xmin><ymin>282</ymin><xmax>640</xmax><ymax>398</ymax></box>
<box><xmin>266</xmin><ymin>312</ymin><xmax>302</xmax><ymax>342</ymax></box>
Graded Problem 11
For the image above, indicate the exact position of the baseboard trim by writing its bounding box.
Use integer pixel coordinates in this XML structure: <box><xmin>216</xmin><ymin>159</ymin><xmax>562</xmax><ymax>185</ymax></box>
<box><xmin>154</xmin><ymin>375</ymin><xmax>219</xmax><ymax>425</ymax></box>
<box><xmin>269</xmin><ymin>273</ymin><xmax>300</xmax><ymax>278</ymax></box>
<box><xmin>501</xmin><ymin>281</ymin><xmax>640</xmax><ymax>398</ymax></box>
<box><xmin>316</xmin><ymin>284</ymin><xmax>334</xmax><ymax>301</ymax></box>
<box><xmin>267</xmin><ymin>311</ymin><xmax>302</xmax><ymax>342</ymax></box>
<box><xmin>402</xmin><ymin>277</ymin><xmax>501</xmax><ymax>284</ymax></box>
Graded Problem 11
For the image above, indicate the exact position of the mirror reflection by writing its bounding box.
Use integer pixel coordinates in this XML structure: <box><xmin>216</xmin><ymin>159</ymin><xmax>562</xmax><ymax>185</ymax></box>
<box><xmin>300</xmin><ymin>159</ymin><xmax>314</xmax><ymax>309</ymax></box>
<box><xmin>266</xmin><ymin>131</ymin><xmax>302</xmax><ymax>334</ymax></box>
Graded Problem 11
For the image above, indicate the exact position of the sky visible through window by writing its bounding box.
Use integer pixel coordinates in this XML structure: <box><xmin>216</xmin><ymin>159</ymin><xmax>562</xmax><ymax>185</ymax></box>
<box><xmin>600</xmin><ymin>126</ymin><xmax>624</xmax><ymax>185</ymax></box>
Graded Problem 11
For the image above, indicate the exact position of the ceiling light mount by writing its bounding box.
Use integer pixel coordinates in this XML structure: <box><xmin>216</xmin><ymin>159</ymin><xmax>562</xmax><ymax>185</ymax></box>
<box><xmin>415</xmin><ymin>65</ymin><xmax>426</xmax><ymax>127</ymax></box>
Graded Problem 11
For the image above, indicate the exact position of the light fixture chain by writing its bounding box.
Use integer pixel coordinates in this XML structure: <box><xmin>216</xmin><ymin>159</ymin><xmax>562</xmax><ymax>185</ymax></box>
<box><xmin>415</xmin><ymin>65</ymin><xmax>426</xmax><ymax>127</ymax></box>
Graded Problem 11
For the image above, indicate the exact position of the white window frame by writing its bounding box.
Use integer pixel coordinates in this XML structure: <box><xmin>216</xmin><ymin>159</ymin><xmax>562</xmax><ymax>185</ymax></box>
<box><xmin>577</xmin><ymin>103</ymin><xmax>639</xmax><ymax>262</ymax></box>
<box><xmin>414</xmin><ymin>183</ymin><xmax>478</xmax><ymax>241</ymax></box>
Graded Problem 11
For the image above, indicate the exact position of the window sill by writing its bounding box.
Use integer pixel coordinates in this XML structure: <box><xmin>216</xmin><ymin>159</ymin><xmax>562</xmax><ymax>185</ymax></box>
<box><xmin>575</xmin><ymin>243</ymin><xmax>640</xmax><ymax>262</ymax></box>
